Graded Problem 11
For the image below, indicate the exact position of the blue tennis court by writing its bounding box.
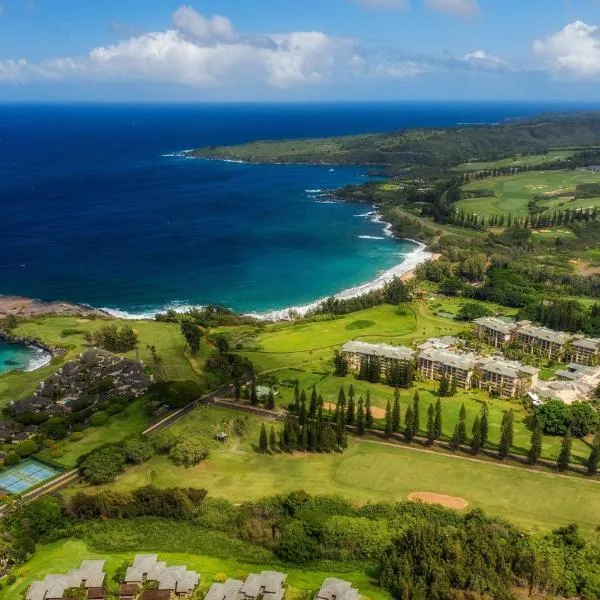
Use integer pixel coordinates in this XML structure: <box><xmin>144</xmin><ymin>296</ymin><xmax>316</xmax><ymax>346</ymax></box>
<box><xmin>0</xmin><ymin>458</ymin><xmax>60</xmax><ymax>494</ymax></box>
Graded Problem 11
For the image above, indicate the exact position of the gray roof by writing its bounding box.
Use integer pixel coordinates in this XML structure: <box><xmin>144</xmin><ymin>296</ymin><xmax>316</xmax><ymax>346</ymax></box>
<box><xmin>417</xmin><ymin>336</ymin><xmax>460</xmax><ymax>352</ymax></box>
<box><xmin>517</xmin><ymin>324</ymin><xmax>571</xmax><ymax>345</ymax></box>
<box><xmin>125</xmin><ymin>554</ymin><xmax>199</xmax><ymax>592</ymax></box>
<box><xmin>205</xmin><ymin>579</ymin><xmax>245</xmax><ymax>600</ymax></box>
<box><xmin>342</xmin><ymin>341</ymin><xmax>415</xmax><ymax>361</ymax></box>
<box><xmin>27</xmin><ymin>560</ymin><xmax>105</xmax><ymax>600</ymax></box>
<box><xmin>573</xmin><ymin>338</ymin><xmax>600</xmax><ymax>351</ymax></box>
<box><xmin>316</xmin><ymin>579</ymin><xmax>360</xmax><ymax>600</ymax></box>
<box><xmin>240</xmin><ymin>571</ymin><xmax>287</xmax><ymax>600</ymax></box>
<box><xmin>419</xmin><ymin>349</ymin><xmax>478</xmax><ymax>371</ymax></box>
<box><xmin>474</xmin><ymin>317</ymin><xmax>515</xmax><ymax>335</ymax></box>
<box><xmin>478</xmin><ymin>357</ymin><xmax>539</xmax><ymax>378</ymax></box>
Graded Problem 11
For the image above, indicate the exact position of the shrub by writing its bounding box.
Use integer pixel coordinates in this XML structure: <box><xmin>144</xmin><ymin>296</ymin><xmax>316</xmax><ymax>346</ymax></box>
<box><xmin>15</xmin><ymin>439</ymin><xmax>39</xmax><ymax>458</ymax></box>
<box><xmin>123</xmin><ymin>438</ymin><xmax>154</xmax><ymax>464</ymax></box>
<box><xmin>535</xmin><ymin>400</ymin><xmax>599</xmax><ymax>438</ymax></box>
<box><xmin>151</xmin><ymin>430</ymin><xmax>178</xmax><ymax>453</ymax></box>
<box><xmin>49</xmin><ymin>446</ymin><xmax>64</xmax><ymax>458</ymax></box>
<box><xmin>79</xmin><ymin>445</ymin><xmax>126</xmax><ymax>484</ymax></box>
<box><xmin>90</xmin><ymin>411</ymin><xmax>109</xmax><ymax>427</ymax></box>
<box><xmin>4</xmin><ymin>453</ymin><xmax>20</xmax><ymax>467</ymax></box>
<box><xmin>70</xmin><ymin>432</ymin><xmax>84</xmax><ymax>442</ymax></box>
<box><xmin>146</xmin><ymin>380</ymin><xmax>203</xmax><ymax>409</ymax></box>
<box><xmin>169</xmin><ymin>437</ymin><xmax>210</xmax><ymax>467</ymax></box>
<box><xmin>6</xmin><ymin>575</ymin><xmax>16</xmax><ymax>585</ymax></box>
<box><xmin>214</xmin><ymin>573</ymin><xmax>228</xmax><ymax>583</ymax></box>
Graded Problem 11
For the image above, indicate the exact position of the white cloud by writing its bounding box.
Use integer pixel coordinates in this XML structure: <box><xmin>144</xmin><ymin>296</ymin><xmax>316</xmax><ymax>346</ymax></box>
<box><xmin>424</xmin><ymin>0</ymin><xmax>478</xmax><ymax>16</ymax></box>
<box><xmin>352</xmin><ymin>0</ymin><xmax>410</xmax><ymax>10</ymax></box>
<box><xmin>461</xmin><ymin>49</ymin><xmax>506</xmax><ymax>70</ymax></box>
<box><xmin>373</xmin><ymin>60</ymin><xmax>429</xmax><ymax>78</ymax></box>
<box><xmin>533</xmin><ymin>21</ymin><xmax>600</xmax><ymax>78</ymax></box>
<box><xmin>0</xmin><ymin>6</ymin><xmax>347</xmax><ymax>89</ymax></box>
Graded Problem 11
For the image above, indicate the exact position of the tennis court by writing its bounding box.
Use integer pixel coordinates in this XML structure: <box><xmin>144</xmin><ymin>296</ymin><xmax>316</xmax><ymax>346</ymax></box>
<box><xmin>0</xmin><ymin>458</ymin><xmax>60</xmax><ymax>494</ymax></box>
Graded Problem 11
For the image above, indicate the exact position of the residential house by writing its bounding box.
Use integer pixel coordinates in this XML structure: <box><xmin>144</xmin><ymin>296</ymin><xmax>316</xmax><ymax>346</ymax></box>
<box><xmin>239</xmin><ymin>571</ymin><xmax>287</xmax><ymax>600</ymax></box>
<box><xmin>473</xmin><ymin>317</ymin><xmax>517</xmax><ymax>349</ymax></box>
<box><xmin>142</xmin><ymin>592</ymin><xmax>172</xmax><ymax>600</ymax></box>
<box><xmin>26</xmin><ymin>560</ymin><xmax>106</xmax><ymax>600</ymax></box>
<box><xmin>315</xmin><ymin>579</ymin><xmax>360</xmax><ymax>600</ymax></box>
<box><xmin>119</xmin><ymin>583</ymin><xmax>139</xmax><ymax>600</ymax></box>
<box><xmin>204</xmin><ymin>579</ymin><xmax>245</xmax><ymax>600</ymax></box>
<box><xmin>341</xmin><ymin>341</ymin><xmax>415</xmax><ymax>377</ymax></box>
<box><xmin>532</xmin><ymin>363</ymin><xmax>600</xmax><ymax>404</ymax></box>
<box><xmin>124</xmin><ymin>554</ymin><xmax>200</xmax><ymax>598</ymax></box>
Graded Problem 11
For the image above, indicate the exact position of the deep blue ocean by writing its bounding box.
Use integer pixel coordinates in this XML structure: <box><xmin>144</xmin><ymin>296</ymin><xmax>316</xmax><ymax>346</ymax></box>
<box><xmin>1</xmin><ymin>101</ymin><xmax>597</xmax><ymax>319</ymax></box>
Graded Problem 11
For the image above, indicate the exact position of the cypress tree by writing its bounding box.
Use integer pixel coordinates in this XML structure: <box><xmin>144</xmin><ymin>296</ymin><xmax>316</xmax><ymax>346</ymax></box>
<box><xmin>336</xmin><ymin>411</ymin><xmax>347</xmax><ymax>450</ymax></box>
<box><xmin>266</xmin><ymin>390</ymin><xmax>275</xmax><ymax>410</ymax></box>
<box><xmin>451</xmin><ymin>424</ymin><xmax>461</xmax><ymax>450</ymax></box>
<box><xmin>357</xmin><ymin>397</ymin><xmax>365</xmax><ymax>435</ymax></box>
<box><xmin>300</xmin><ymin>389</ymin><xmax>307</xmax><ymax>414</ymax></box>
<box><xmin>365</xmin><ymin>391</ymin><xmax>373</xmax><ymax>429</ymax></box>
<box><xmin>348</xmin><ymin>384</ymin><xmax>355</xmax><ymax>404</ymax></box>
<box><xmin>528</xmin><ymin>424</ymin><xmax>543</xmax><ymax>466</ymax></box>
<box><xmin>557</xmin><ymin>429</ymin><xmax>572</xmax><ymax>472</ymax></box>
<box><xmin>434</xmin><ymin>398</ymin><xmax>442</xmax><ymax>440</ymax></box>
<box><xmin>385</xmin><ymin>400</ymin><xmax>393</xmax><ymax>438</ymax></box>
<box><xmin>456</xmin><ymin>404</ymin><xmax>467</xmax><ymax>446</ymax></box>
<box><xmin>299</xmin><ymin>425</ymin><xmax>308</xmax><ymax>452</ymax></box>
<box><xmin>299</xmin><ymin>399</ymin><xmax>307</xmax><ymax>426</ymax></box>
<box><xmin>412</xmin><ymin>391</ymin><xmax>420</xmax><ymax>435</ymax></box>
<box><xmin>234</xmin><ymin>379</ymin><xmax>241</xmax><ymax>401</ymax></box>
<box><xmin>346</xmin><ymin>395</ymin><xmax>356</xmax><ymax>425</ymax></box>
<box><xmin>438</xmin><ymin>375</ymin><xmax>449</xmax><ymax>397</ymax></box>
<box><xmin>337</xmin><ymin>386</ymin><xmax>347</xmax><ymax>415</ymax></box>
<box><xmin>498</xmin><ymin>410</ymin><xmax>514</xmax><ymax>459</ymax></box>
<box><xmin>449</xmin><ymin>376</ymin><xmax>458</xmax><ymax>397</ymax></box>
<box><xmin>471</xmin><ymin>416</ymin><xmax>482</xmax><ymax>455</ymax></box>
<box><xmin>480</xmin><ymin>402</ymin><xmax>489</xmax><ymax>448</ymax></box>
<box><xmin>404</xmin><ymin>405</ymin><xmax>415</xmax><ymax>443</ymax></box>
<box><xmin>250</xmin><ymin>383</ymin><xmax>258</xmax><ymax>406</ymax></box>
<box><xmin>586</xmin><ymin>432</ymin><xmax>600</xmax><ymax>476</ymax></box>
<box><xmin>309</xmin><ymin>386</ymin><xmax>318</xmax><ymax>417</ymax></box>
<box><xmin>426</xmin><ymin>403</ymin><xmax>435</xmax><ymax>445</ymax></box>
<box><xmin>293</xmin><ymin>380</ymin><xmax>300</xmax><ymax>412</ymax></box>
<box><xmin>392</xmin><ymin>390</ymin><xmax>401</xmax><ymax>433</ymax></box>
<box><xmin>269</xmin><ymin>426</ymin><xmax>277</xmax><ymax>452</ymax></box>
<box><xmin>259</xmin><ymin>424</ymin><xmax>268</xmax><ymax>453</ymax></box>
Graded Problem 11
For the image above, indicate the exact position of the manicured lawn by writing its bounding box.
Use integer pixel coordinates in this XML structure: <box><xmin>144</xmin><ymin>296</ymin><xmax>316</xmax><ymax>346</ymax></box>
<box><xmin>37</xmin><ymin>400</ymin><xmax>150</xmax><ymax>468</ymax></box>
<box><xmin>5</xmin><ymin>538</ymin><xmax>389</xmax><ymax>600</ymax></box>
<box><xmin>0</xmin><ymin>316</ymin><xmax>204</xmax><ymax>408</ymax></box>
<box><xmin>455</xmin><ymin>150</ymin><xmax>575</xmax><ymax>172</ymax></box>
<box><xmin>458</xmin><ymin>169</ymin><xmax>600</xmax><ymax>218</ymax></box>
<box><xmin>67</xmin><ymin>406</ymin><xmax>600</xmax><ymax>535</ymax></box>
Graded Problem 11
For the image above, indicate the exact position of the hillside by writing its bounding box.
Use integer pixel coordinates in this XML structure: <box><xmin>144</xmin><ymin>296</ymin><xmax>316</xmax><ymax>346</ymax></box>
<box><xmin>189</xmin><ymin>112</ymin><xmax>600</xmax><ymax>168</ymax></box>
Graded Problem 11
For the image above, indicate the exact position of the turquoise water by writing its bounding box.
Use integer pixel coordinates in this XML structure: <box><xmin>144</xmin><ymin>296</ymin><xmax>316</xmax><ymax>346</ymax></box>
<box><xmin>0</xmin><ymin>340</ymin><xmax>49</xmax><ymax>375</ymax></box>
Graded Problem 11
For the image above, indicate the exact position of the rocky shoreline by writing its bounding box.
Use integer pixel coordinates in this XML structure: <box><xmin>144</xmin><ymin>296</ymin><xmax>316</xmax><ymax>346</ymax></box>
<box><xmin>0</xmin><ymin>330</ymin><xmax>64</xmax><ymax>360</ymax></box>
<box><xmin>0</xmin><ymin>296</ymin><xmax>109</xmax><ymax>320</ymax></box>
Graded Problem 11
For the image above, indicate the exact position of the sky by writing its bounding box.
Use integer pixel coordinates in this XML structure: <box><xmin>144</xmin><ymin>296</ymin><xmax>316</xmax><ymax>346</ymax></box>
<box><xmin>1</xmin><ymin>0</ymin><xmax>600</xmax><ymax>101</ymax></box>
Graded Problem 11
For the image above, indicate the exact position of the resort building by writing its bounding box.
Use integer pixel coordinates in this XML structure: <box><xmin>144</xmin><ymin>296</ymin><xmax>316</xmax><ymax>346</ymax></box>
<box><xmin>476</xmin><ymin>357</ymin><xmax>540</xmax><ymax>398</ymax></box>
<box><xmin>417</xmin><ymin>349</ymin><xmax>478</xmax><ymax>389</ymax></box>
<box><xmin>473</xmin><ymin>317</ymin><xmax>517</xmax><ymax>349</ymax></box>
<box><xmin>315</xmin><ymin>579</ymin><xmax>360</xmax><ymax>600</ymax></box>
<box><xmin>341</xmin><ymin>341</ymin><xmax>415</xmax><ymax>377</ymax></box>
<box><xmin>571</xmin><ymin>337</ymin><xmax>600</xmax><ymax>366</ymax></box>
<box><xmin>27</xmin><ymin>560</ymin><xmax>106</xmax><ymax>600</ymax></box>
<box><xmin>416</xmin><ymin>336</ymin><xmax>460</xmax><ymax>352</ymax></box>
<box><xmin>205</xmin><ymin>572</ymin><xmax>287</xmax><ymax>600</ymax></box>
<box><xmin>513</xmin><ymin>323</ymin><xmax>571</xmax><ymax>360</ymax></box>
<box><xmin>124</xmin><ymin>554</ymin><xmax>200</xmax><ymax>598</ymax></box>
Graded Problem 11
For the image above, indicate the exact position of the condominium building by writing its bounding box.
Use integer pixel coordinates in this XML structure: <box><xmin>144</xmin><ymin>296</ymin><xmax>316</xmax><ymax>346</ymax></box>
<box><xmin>417</xmin><ymin>349</ymin><xmax>478</xmax><ymax>388</ymax></box>
<box><xmin>341</xmin><ymin>341</ymin><xmax>415</xmax><ymax>376</ymax></box>
<box><xmin>571</xmin><ymin>337</ymin><xmax>600</xmax><ymax>366</ymax></box>
<box><xmin>477</xmin><ymin>357</ymin><xmax>540</xmax><ymax>398</ymax></box>
<box><xmin>515</xmin><ymin>323</ymin><xmax>572</xmax><ymax>360</ymax></box>
<box><xmin>473</xmin><ymin>317</ymin><xmax>516</xmax><ymax>349</ymax></box>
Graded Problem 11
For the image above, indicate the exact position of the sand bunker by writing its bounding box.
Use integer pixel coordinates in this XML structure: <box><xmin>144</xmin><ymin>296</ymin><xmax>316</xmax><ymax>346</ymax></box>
<box><xmin>409</xmin><ymin>492</ymin><xmax>469</xmax><ymax>510</ymax></box>
<box><xmin>323</xmin><ymin>402</ymin><xmax>386</xmax><ymax>418</ymax></box>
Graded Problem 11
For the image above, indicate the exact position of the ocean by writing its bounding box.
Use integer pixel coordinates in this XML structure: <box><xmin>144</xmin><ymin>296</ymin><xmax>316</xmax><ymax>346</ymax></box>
<box><xmin>0</xmin><ymin>101</ymin><xmax>595</xmax><ymax>318</ymax></box>
<box><xmin>0</xmin><ymin>339</ymin><xmax>50</xmax><ymax>375</ymax></box>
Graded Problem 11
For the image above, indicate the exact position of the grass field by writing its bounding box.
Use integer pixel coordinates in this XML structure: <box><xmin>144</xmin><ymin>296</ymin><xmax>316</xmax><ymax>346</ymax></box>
<box><xmin>459</xmin><ymin>169</ymin><xmax>600</xmax><ymax>219</ymax></box>
<box><xmin>0</xmin><ymin>316</ymin><xmax>205</xmax><ymax>408</ymax></box>
<box><xmin>455</xmin><ymin>150</ymin><xmax>575</xmax><ymax>172</ymax></box>
<box><xmin>36</xmin><ymin>399</ymin><xmax>150</xmax><ymax>468</ymax></box>
<box><xmin>67</xmin><ymin>406</ymin><xmax>600</xmax><ymax>535</ymax></box>
<box><xmin>6</xmin><ymin>538</ymin><xmax>389</xmax><ymax>600</ymax></box>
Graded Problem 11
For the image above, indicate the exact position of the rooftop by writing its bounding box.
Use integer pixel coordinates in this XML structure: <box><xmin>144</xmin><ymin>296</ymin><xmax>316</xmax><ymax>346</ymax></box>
<box><xmin>517</xmin><ymin>324</ymin><xmax>571</xmax><ymax>345</ymax></box>
<box><xmin>240</xmin><ymin>571</ymin><xmax>287</xmax><ymax>600</ymax></box>
<box><xmin>474</xmin><ymin>317</ymin><xmax>516</xmax><ymax>335</ymax></box>
<box><xmin>316</xmin><ymin>578</ymin><xmax>360</xmax><ymax>600</ymax></box>
<box><xmin>342</xmin><ymin>341</ymin><xmax>415</xmax><ymax>361</ymax></box>
<box><xmin>572</xmin><ymin>337</ymin><xmax>600</xmax><ymax>351</ymax></box>
<box><xmin>478</xmin><ymin>356</ymin><xmax>540</xmax><ymax>378</ymax></box>
<box><xmin>417</xmin><ymin>336</ymin><xmax>460</xmax><ymax>352</ymax></box>
<box><xmin>26</xmin><ymin>560</ymin><xmax>105</xmax><ymax>600</ymax></box>
<box><xmin>125</xmin><ymin>554</ymin><xmax>199</xmax><ymax>593</ymax></box>
<box><xmin>419</xmin><ymin>348</ymin><xmax>478</xmax><ymax>371</ymax></box>
<box><xmin>205</xmin><ymin>579</ymin><xmax>245</xmax><ymax>600</ymax></box>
